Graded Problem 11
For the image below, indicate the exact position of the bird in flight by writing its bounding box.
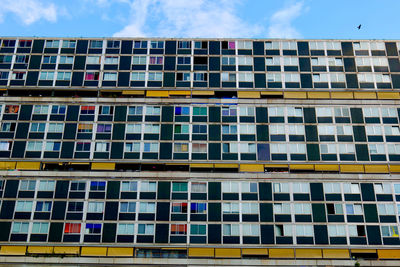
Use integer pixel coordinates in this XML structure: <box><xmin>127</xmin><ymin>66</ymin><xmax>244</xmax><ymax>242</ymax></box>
<box><xmin>357</xmin><ymin>24</ymin><xmax>361</xmax><ymax>30</ymax></box>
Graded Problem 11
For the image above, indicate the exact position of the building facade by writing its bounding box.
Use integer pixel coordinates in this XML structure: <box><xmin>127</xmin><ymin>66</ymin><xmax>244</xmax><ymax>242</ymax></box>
<box><xmin>0</xmin><ymin>38</ymin><xmax>398</xmax><ymax>265</ymax></box>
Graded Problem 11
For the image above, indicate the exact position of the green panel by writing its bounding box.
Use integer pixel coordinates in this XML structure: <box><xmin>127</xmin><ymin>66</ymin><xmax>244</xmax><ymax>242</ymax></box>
<box><xmin>110</xmin><ymin>142</ymin><xmax>123</xmax><ymax>159</ymax></box>
<box><xmin>114</xmin><ymin>106</ymin><xmax>127</xmax><ymax>122</ymax></box>
<box><xmin>257</xmin><ymin>125</ymin><xmax>269</xmax><ymax>141</ymax></box>
<box><xmin>48</xmin><ymin>222</ymin><xmax>63</xmax><ymax>242</ymax></box>
<box><xmin>361</xmin><ymin>183</ymin><xmax>375</xmax><ymax>201</ymax></box>
<box><xmin>366</xmin><ymin>225</ymin><xmax>382</xmax><ymax>245</ymax></box>
<box><xmin>18</xmin><ymin>105</ymin><xmax>33</xmax><ymax>120</ymax></box>
<box><xmin>312</xmin><ymin>203</ymin><xmax>326</xmax><ymax>222</ymax></box>
<box><xmin>305</xmin><ymin>125</ymin><xmax>318</xmax><ymax>141</ymax></box>
<box><xmin>112</xmin><ymin>124</ymin><xmax>125</xmax><ymax>140</ymax></box>
<box><xmin>208</xmin><ymin>203</ymin><xmax>221</xmax><ymax>221</ymax></box>
<box><xmin>4</xmin><ymin>180</ymin><xmax>19</xmax><ymax>198</ymax></box>
<box><xmin>66</xmin><ymin>106</ymin><xmax>79</xmax><ymax>121</ymax></box>
<box><xmin>208</xmin><ymin>125</ymin><xmax>221</xmax><ymax>141</ymax></box>
<box><xmin>157</xmin><ymin>181</ymin><xmax>171</xmax><ymax>200</ymax></box>
<box><xmin>61</xmin><ymin>142</ymin><xmax>74</xmax><ymax>158</ymax></box>
<box><xmin>260</xmin><ymin>203</ymin><xmax>273</xmax><ymax>222</ymax></box>
<box><xmin>256</xmin><ymin>107</ymin><xmax>268</xmax><ymax>123</ymax></box>
<box><xmin>159</xmin><ymin>143</ymin><xmax>172</xmax><ymax>159</ymax></box>
<box><xmin>310</xmin><ymin>183</ymin><xmax>324</xmax><ymax>201</ymax></box>
<box><xmin>353</xmin><ymin>126</ymin><xmax>366</xmax><ymax>142</ymax></box>
<box><xmin>209</xmin><ymin>73</ymin><xmax>220</xmax><ymax>88</ymax></box>
<box><xmin>364</xmin><ymin>204</ymin><xmax>378</xmax><ymax>222</ymax></box>
<box><xmin>73</xmin><ymin>56</ymin><xmax>86</xmax><ymax>70</ymax></box>
<box><xmin>259</xmin><ymin>183</ymin><xmax>272</xmax><ymax>200</ymax></box>
<box><xmin>55</xmin><ymin>181</ymin><xmax>69</xmax><ymax>199</ymax></box>
<box><xmin>208</xmin><ymin>182</ymin><xmax>221</xmax><ymax>200</ymax></box>
<box><xmin>350</xmin><ymin>108</ymin><xmax>364</xmax><ymax>123</ymax></box>
<box><xmin>63</xmin><ymin>123</ymin><xmax>77</xmax><ymax>139</ymax></box>
<box><xmin>163</xmin><ymin>72</ymin><xmax>175</xmax><ymax>87</ymax></box>
<box><xmin>209</xmin><ymin>57</ymin><xmax>220</xmax><ymax>71</ymax></box>
<box><xmin>208</xmin><ymin>143</ymin><xmax>221</xmax><ymax>160</ymax></box>
<box><xmin>160</xmin><ymin>124</ymin><xmax>173</xmax><ymax>140</ymax></box>
<box><xmin>11</xmin><ymin>141</ymin><xmax>26</xmax><ymax>158</ymax></box>
<box><xmin>307</xmin><ymin>144</ymin><xmax>320</xmax><ymax>161</ymax></box>
<box><xmin>208</xmin><ymin>224</ymin><xmax>221</xmax><ymax>244</ymax></box>
<box><xmin>106</xmin><ymin>181</ymin><xmax>120</xmax><ymax>199</ymax></box>
<box><xmin>51</xmin><ymin>201</ymin><xmax>66</xmax><ymax>220</ymax></box>
<box><xmin>254</xmin><ymin>73</ymin><xmax>266</xmax><ymax>88</ymax></box>
<box><xmin>209</xmin><ymin>107</ymin><xmax>220</xmax><ymax>122</ymax></box>
<box><xmin>28</xmin><ymin>55</ymin><xmax>42</xmax><ymax>69</ymax></box>
<box><xmin>32</xmin><ymin>40</ymin><xmax>44</xmax><ymax>53</ymax></box>
<box><xmin>164</xmin><ymin>56</ymin><xmax>176</xmax><ymax>70</ymax></box>
<box><xmin>254</xmin><ymin>57</ymin><xmax>265</xmax><ymax>71</ymax></box>
<box><xmin>102</xmin><ymin>223</ymin><xmax>116</xmax><ymax>243</ymax></box>
<box><xmin>15</xmin><ymin>123</ymin><xmax>29</xmax><ymax>139</ymax></box>
<box><xmin>303</xmin><ymin>108</ymin><xmax>316</xmax><ymax>123</ymax></box>
<box><xmin>162</xmin><ymin>106</ymin><xmax>174</xmax><ymax>122</ymax></box>
<box><xmin>155</xmin><ymin>224</ymin><xmax>169</xmax><ymax>243</ymax></box>
<box><xmin>156</xmin><ymin>202</ymin><xmax>170</xmax><ymax>221</ymax></box>
<box><xmin>356</xmin><ymin>144</ymin><xmax>369</xmax><ymax>161</ymax></box>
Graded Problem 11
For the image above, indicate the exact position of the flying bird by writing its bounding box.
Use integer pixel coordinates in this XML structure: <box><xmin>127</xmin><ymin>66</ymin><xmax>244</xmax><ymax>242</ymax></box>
<box><xmin>357</xmin><ymin>24</ymin><xmax>361</xmax><ymax>30</ymax></box>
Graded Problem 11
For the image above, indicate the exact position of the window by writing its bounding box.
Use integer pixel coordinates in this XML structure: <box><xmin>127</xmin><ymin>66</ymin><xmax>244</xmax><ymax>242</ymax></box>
<box><xmin>132</xmin><ymin>56</ymin><xmax>146</xmax><ymax>65</ymax></box>
<box><xmin>346</xmin><ymin>204</ymin><xmax>363</xmax><ymax>215</ymax></box>
<box><xmin>372</xmin><ymin>57</ymin><xmax>388</xmax><ymax>66</ymax></box>
<box><xmin>128</xmin><ymin>106</ymin><xmax>143</xmax><ymax>115</ymax></box>
<box><xmin>266</xmin><ymin>57</ymin><xmax>280</xmax><ymax>65</ymax></box>
<box><xmin>140</xmin><ymin>181</ymin><xmax>156</xmax><ymax>192</ymax></box>
<box><xmin>0</xmin><ymin>141</ymin><xmax>11</xmax><ymax>151</ymax></box>
<box><xmin>64</xmin><ymin>223</ymin><xmax>81</xmax><ymax>234</ymax></box>
<box><xmin>382</xmin><ymin>108</ymin><xmax>397</xmax><ymax>117</ymax></box>
<box><xmin>88</xmin><ymin>202</ymin><xmax>104</xmax><ymax>213</ymax></box>
<box><xmin>149</xmin><ymin>56</ymin><xmax>163</xmax><ymax>65</ymax></box>
<box><xmin>222</xmin><ymin>181</ymin><xmax>239</xmax><ymax>193</ymax></box>
<box><xmin>174</xmin><ymin>124</ymin><xmax>189</xmax><ymax>134</ymax></box>
<box><xmin>378</xmin><ymin>204</ymin><xmax>395</xmax><ymax>215</ymax></box>
<box><xmin>0</xmin><ymin>123</ymin><xmax>14</xmax><ymax>132</ymax></box>
<box><xmin>221</xmin><ymin>73</ymin><xmax>236</xmax><ymax>82</ymax></box>
<box><xmin>222</xmin><ymin>143</ymin><xmax>238</xmax><ymax>153</ymax></box>
<box><xmin>172</xmin><ymin>182</ymin><xmax>188</xmax><ymax>192</ymax></box>
<box><xmin>343</xmin><ymin>183</ymin><xmax>360</xmax><ymax>194</ymax></box>
<box><xmin>143</xmin><ymin>142</ymin><xmax>158</xmax><ymax>152</ymax></box>
<box><xmin>12</xmin><ymin>71</ymin><xmax>26</xmax><ymax>80</ymax></box>
<box><xmin>240</xmin><ymin>124</ymin><xmax>255</xmax><ymax>134</ymax></box>
<box><xmin>0</xmin><ymin>71</ymin><xmax>9</xmax><ymax>80</ymax></box>
<box><xmin>30</xmin><ymin>123</ymin><xmax>46</xmax><ymax>132</ymax></box>
<box><xmin>191</xmin><ymin>182</ymin><xmax>206</xmax><ymax>193</ymax></box>
<box><xmin>144</xmin><ymin>124</ymin><xmax>160</xmax><ymax>134</ymax></box>
<box><xmin>1</xmin><ymin>39</ymin><xmax>16</xmax><ymax>47</ymax></box>
<box><xmin>296</xmin><ymin>225</ymin><xmax>313</xmax><ymax>237</ymax></box>
<box><xmin>70</xmin><ymin>181</ymin><xmax>86</xmax><ymax>191</ymax></box>
<box><xmin>384</xmin><ymin>126</ymin><xmax>400</xmax><ymax>135</ymax></box>
<box><xmin>117</xmin><ymin>224</ymin><xmax>134</xmax><ymax>235</ymax></box>
<box><xmin>194</xmin><ymin>41</ymin><xmax>207</xmax><ymax>49</ymax></box>
<box><xmin>120</xmin><ymin>202</ymin><xmax>136</xmax><ymax>213</ymax></box>
<box><xmin>126</xmin><ymin>124</ymin><xmax>141</xmax><ymax>133</ymax></box>
<box><xmin>68</xmin><ymin>201</ymin><xmax>84</xmax><ymax>212</ymax></box>
<box><xmin>45</xmin><ymin>40</ymin><xmax>59</xmax><ymax>48</ymax></box>
<box><xmin>26</xmin><ymin>141</ymin><xmax>42</xmax><ymax>151</ymax></box>
<box><xmin>174</xmin><ymin>143</ymin><xmax>189</xmax><ymax>153</ymax></box>
<box><xmin>339</xmin><ymin>144</ymin><xmax>355</xmax><ymax>154</ymax></box>
<box><xmin>90</xmin><ymin>40</ymin><xmax>103</xmax><ymax>49</ymax></box>
<box><xmin>381</xmin><ymin>226</ymin><xmax>399</xmax><ymax>237</ymax></box>
<box><xmin>326</xmin><ymin>203</ymin><xmax>343</xmax><ymax>215</ymax></box>
<box><xmin>0</xmin><ymin>55</ymin><xmax>12</xmax><ymax>63</ymax></box>
<box><xmin>287</xmin><ymin>107</ymin><xmax>302</xmax><ymax>117</ymax></box>
<box><xmin>98</xmin><ymin>106</ymin><xmax>113</xmax><ymax>115</ymax></box>
<box><xmin>121</xmin><ymin>181</ymin><xmax>137</xmax><ymax>192</ymax></box>
<box><xmin>274</xmin><ymin>203</ymin><xmax>290</xmax><ymax>214</ymax></box>
<box><xmin>241</xmin><ymin>182</ymin><xmax>257</xmax><ymax>193</ymax></box>
<box><xmin>283</xmin><ymin>57</ymin><xmax>298</xmax><ymax>66</ymax></box>
<box><xmin>222</xmin><ymin>57</ymin><xmax>235</xmax><ymax>65</ymax></box>
<box><xmin>369</xmin><ymin>144</ymin><xmax>385</xmax><ymax>154</ymax></box>
<box><xmin>12</xmin><ymin>222</ymin><xmax>29</xmax><ymax>234</ymax></box>
<box><xmin>20</xmin><ymin>180</ymin><xmax>36</xmax><ymax>191</ymax></box>
<box><xmin>190</xmin><ymin>203</ymin><xmax>206</xmax><ymax>214</ymax></box>
<box><xmin>139</xmin><ymin>202</ymin><xmax>156</xmax><ymax>213</ymax></box>
<box><xmin>176</xmin><ymin>72</ymin><xmax>191</xmax><ymax>81</ymax></box>
<box><xmin>326</xmin><ymin>42</ymin><xmax>341</xmax><ymax>50</ymax></box>
<box><xmin>15</xmin><ymin>55</ymin><xmax>28</xmax><ymax>64</ymax></box>
<box><xmin>193</xmin><ymin>73</ymin><xmax>207</xmax><ymax>81</ymax></box>
<box><xmin>238</xmin><ymin>72</ymin><xmax>253</xmax><ymax>82</ymax></box>
<box><xmin>267</xmin><ymin>73</ymin><xmax>282</xmax><ymax>82</ymax></box>
<box><xmin>62</xmin><ymin>40</ymin><xmax>76</xmax><ymax>48</ymax></box>
<box><xmin>328</xmin><ymin>225</ymin><xmax>346</xmax><ymax>237</ymax></box>
<box><xmin>275</xmin><ymin>225</ymin><xmax>292</xmax><ymax>237</ymax></box>
<box><xmin>374</xmin><ymin>183</ymin><xmax>391</xmax><ymax>194</ymax></box>
<box><xmin>77</xmin><ymin>123</ymin><xmax>93</xmax><ymax>133</ymax></box>
<box><xmin>171</xmin><ymin>202</ymin><xmax>188</xmax><ymax>213</ymax></box>
<box><xmin>90</xmin><ymin>181</ymin><xmax>106</xmax><ymax>191</ymax></box>
<box><xmin>192</xmin><ymin>125</ymin><xmax>207</xmax><ymax>134</ymax></box>
<box><xmin>353</xmin><ymin>41</ymin><xmax>369</xmax><ymax>50</ymax></box>
<box><xmin>146</xmin><ymin>106</ymin><xmax>160</xmax><ymax>115</ymax></box>
<box><xmin>370</xmin><ymin>42</ymin><xmax>385</xmax><ymax>50</ymax></box>
<box><xmin>274</xmin><ymin>183</ymin><xmax>289</xmax><ymax>193</ymax></box>
<box><xmin>309</xmin><ymin>41</ymin><xmax>325</xmax><ymax>50</ymax></box>
<box><xmin>39</xmin><ymin>180</ymin><xmax>55</xmax><ymax>191</ymax></box>
<box><xmin>389</xmin><ymin>145</ymin><xmax>400</xmax><ymax>155</ymax></box>
<box><xmin>292</xmin><ymin>182</ymin><xmax>309</xmax><ymax>193</ymax></box>
<box><xmin>107</xmin><ymin>40</ymin><xmax>120</xmax><ymax>48</ymax></box>
<box><xmin>237</xmin><ymin>40</ymin><xmax>252</xmax><ymax>49</ymax></box>
<box><xmin>289</xmin><ymin>125</ymin><xmax>305</xmax><ymax>135</ymax></box>
<box><xmin>240</xmin><ymin>143</ymin><xmax>256</xmax><ymax>153</ymax></box>
<box><xmin>45</xmin><ymin>141</ymin><xmax>61</xmax><ymax>152</ymax></box>
<box><xmin>324</xmin><ymin>183</ymin><xmax>341</xmax><ymax>193</ymax></box>
<box><xmin>177</xmin><ymin>57</ymin><xmax>190</xmax><ymax>65</ymax></box>
<box><xmin>238</xmin><ymin>56</ymin><xmax>253</xmax><ymax>65</ymax></box>
<box><xmin>358</xmin><ymin>73</ymin><xmax>374</xmax><ymax>83</ymax></box>
<box><xmin>223</xmin><ymin>202</ymin><xmax>239</xmax><ymax>214</ymax></box>
<box><xmin>95</xmin><ymin>142</ymin><xmax>110</xmax><ymax>152</ymax></box>
<box><xmin>148</xmin><ymin>72</ymin><xmax>162</xmax><ymax>81</ymax></box>
<box><xmin>270</xmin><ymin>144</ymin><xmax>287</xmax><ymax>153</ymax></box>
<box><xmin>32</xmin><ymin>222</ymin><xmax>49</xmax><ymax>234</ymax></box>
<box><xmin>243</xmin><ymin>225</ymin><xmax>259</xmax><ymax>236</ymax></box>
<box><xmin>337</xmin><ymin>125</ymin><xmax>353</xmax><ymax>135</ymax></box>
<box><xmin>222</xmin><ymin>125</ymin><xmax>237</xmax><ymax>134</ymax></box>
<box><xmin>294</xmin><ymin>203</ymin><xmax>311</xmax><ymax>214</ymax></box>
<box><xmin>150</xmin><ymin>41</ymin><xmax>164</xmax><ymax>48</ymax></box>
<box><xmin>318</xmin><ymin>125</ymin><xmax>335</xmax><ymax>136</ymax></box>
<box><xmin>85</xmin><ymin>223</ymin><xmax>102</xmax><ymax>234</ymax></box>
<box><xmin>223</xmin><ymin>224</ymin><xmax>239</xmax><ymax>236</ymax></box>
<box><xmin>138</xmin><ymin>224</ymin><xmax>154</xmax><ymax>235</ymax></box>
<box><xmin>242</xmin><ymin>203</ymin><xmax>258</xmax><ymax>214</ymax></box>
<box><xmin>222</xmin><ymin>106</ymin><xmax>237</xmax><ymax>116</ymax></box>
<box><xmin>265</xmin><ymin>41</ymin><xmax>279</xmax><ymax>49</ymax></box>
<box><xmin>281</xmin><ymin>41</ymin><xmax>296</xmax><ymax>50</ymax></box>
<box><xmin>313</xmin><ymin>73</ymin><xmax>329</xmax><ymax>82</ymax></box>
<box><xmin>97</xmin><ymin>124</ymin><xmax>112</xmax><ymax>133</ymax></box>
<box><xmin>125</xmin><ymin>142</ymin><xmax>140</xmax><ymax>152</ymax></box>
<box><xmin>85</xmin><ymin>72</ymin><xmax>100</xmax><ymax>80</ymax></box>
<box><xmin>190</xmin><ymin>224</ymin><xmax>206</xmax><ymax>235</ymax></box>
<box><xmin>15</xmin><ymin>200</ymin><xmax>33</xmax><ymax>212</ymax></box>
<box><xmin>178</xmin><ymin>41</ymin><xmax>191</xmax><ymax>49</ymax></box>
<box><xmin>80</xmin><ymin>106</ymin><xmax>95</xmax><ymax>115</ymax></box>
<box><xmin>355</xmin><ymin>57</ymin><xmax>371</xmax><ymax>66</ymax></box>
<box><xmin>57</xmin><ymin>72</ymin><xmax>71</xmax><ymax>80</ymax></box>
<box><xmin>18</xmin><ymin>40</ymin><xmax>32</xmax><ymax>48</ymax></box>
<box><xmin>43</xmin><ymin>56</ymin><xmax>57</xmax><ymax>64</ymax></box>
<box><xmin>311</xmin><ymin>57</ymin><xmax>326</xmax><ymax>66</ymax></box>
<box><xmin>58</xmin><ymin>56</ymin><xmax>73</xmax><ymax>65</ymax></box>
<box><xmin>103</xmin><ymin>72</ymin><xmax>117</xmax><ymax>81</ymax></box>
<box><xmin>363</xmin><ymin>107</ymin><xmax>379</xmax><ymax>117</ymax></box>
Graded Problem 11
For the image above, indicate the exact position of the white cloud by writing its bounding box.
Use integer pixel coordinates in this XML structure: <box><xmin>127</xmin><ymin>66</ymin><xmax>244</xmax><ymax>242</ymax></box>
<box><xmin>0</xmin><ymin>0</ymin><xmax>57</xmax><ymax>25</ymax></box>
<box><xmin>113</xmin><ymin>0</ymin><xmax>264</xmax><ymax>38</ymax></box>
<box><xmin>268</xmin><ymin>1</ymin><xmax>305</xmax><ymax>38</ymax></box>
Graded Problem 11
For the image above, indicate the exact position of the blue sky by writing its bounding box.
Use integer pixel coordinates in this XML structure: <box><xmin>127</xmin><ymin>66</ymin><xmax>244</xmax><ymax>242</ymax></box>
<box><xmin>0</xmin><ymin>0</ymin><xmax>399</xmax><ymax>39</ymax></box>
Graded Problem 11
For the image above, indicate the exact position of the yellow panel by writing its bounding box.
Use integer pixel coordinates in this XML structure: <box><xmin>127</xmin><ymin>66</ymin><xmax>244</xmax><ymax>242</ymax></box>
<box><xmin>107</xmin><ymin>247</ymin><xmax>134</xmax><ymax>257</ymax></box>
<box><xmin>340</xmin><ymin>164</ymin><xmax>364</xmax><ymax>173</ymax></box>
<box><xmin>215</xmin><ymin>248</ymin><xmax>241</xmax><ymax>258</ymax></box>
<box><xmin>146</xmin><ymin>90</ymin><xmax>169</xmax><ymax>97</ymax></box>
<box><xmin>364</xmin><ymin>164</ymin><xmax>389</xmax><ymax>173</ymax></box>
<box><xmin>238</xmin><ymin>91</ymin><xmax>261</xmax><ymax>98</ymax></box>
<box><xmin>81</xmin><ymin>247</ymin><xmax>107</xmax><ymax>256</ymax></box>
<box><xmin>296</xmin><ymin>249</ymin><xmax>322</xmax><ymax>259</ymax></box>
<box><xmin>169</xmin><ymin>90</ymin><xmax>191</xmax><ymax>95</ymax></box>
<box><xmin>284</xmin><ymin>92</ymin><xmax>307</xmax><ymax>99</ymax></box>
<box><xmin>16</xmin><ymin>162</ymin><xmax>41</xmax><ymax>170</ymax></box>
<box><xmin>122</xmin><ymin>90</ymin><xmax>145</xmax><ymax>95</ymax></box>
<box><xmin>0</xmin><ymin>161</ymin><xmax>16</xmax><ymax>170</ymax></box>
<box><xmin>214</xmin><ymin>163</ymin><xmax>239</xmax><ymax>168</ymax></box>
<box><xmin>192</xmin><ymin>90</ymin><xmax>214</xmax><ymax>95</ymax></box>
<box><xmin>315</xmin><ymin>164</ymin><xmax>339</xmax><ymax>171</ymax></box>
<box><xmin>260</xmin><ymin>91</ymin><xmax>283</xmax><ymax>95</ymax></box>
<box><xmin>188</xmin><ymin>248</ymin><xmax>214</xmax><ymax>258</ymax></box>
<box><xmin>190</xmin><ymin>163</ymin><xmax>213</xmax><ymax>168</ymax></box>
<box><xmin>101</xmin><ymin>89</ymin><xmax>122</xmax><ymax>93</ymax></box>
<box><xmin>378</xmin><ymin>249</ymin><xmax>400</xmax><ymax>259</ymax></box>
<box><xmin>53</xmin><ymin>246</ymin><xmax>80</xmax><ymax>254</ymax></box>
<box><xmin>351</xmin><ymin>249</ymin><xmax>376</xmax><ymax>253</ymax></box>
<box><xmin>0</xmin><ymin>246</ymin><xmax>26</xmax><ymax>255</ymax></box>
<box><xmin>264</xmin><ymin>164</ymin><xmax>288</xmax><ymax>168</ymax></box>
<box><xmin>91</xmin><ymin>162</ymin><xmax>116</xmax><ymax>170</ymax></box>
<box><xmin>354</xmin><ymin>92</ymin><xmax>376</xmax><ymax>99</ymax></box>
<box><xmin>307</xmin><ymin>92</ymin><xmax>330</xmax><ymax>99</ymax></box>
<box><xmin>269</xmin><ymin>248</ymin><xmax>295</xmax><ymax>258</ymax></box>
<box><xmin>239</xmin><ymin>164</ymin><xmax>264</xmax><ymax>172</ymax></box>
<box><xmin>389</xmin><ymin>165</ymin><xmax>400</xmax><ymax>173</ymax></box>
<box><xmin>322</xmin><ymin>249</ymin><xmax>350</xmax><ymax>259</ymax></box>
<box><xmin>331</xmin><ymin>92</ymin><xmax>354</xmax><ymax>99</ymax></box>
<box><xmin>69</xmin><ymin>162</ymin><xmax>90</xmax><ymax>165</ymax></box>
<box><xmin>28</xmin><ymin>246</ymin><xmax>53</xmax><ymax>254</ymax></box>
<box><xmin>241</xmin><ymin>248</ymin><xmax>268</xmax><ymax>255</ymax></box>
<box><xmin>377</xmin><ymin>92</ymin><xmax>400</xmax><ymax>99</ymax></box>
<box><xmin>290</xmin><ymin>164</ymin><xmax>314</xmax><ymax>170</ymax></box>
<box><xmin>0</xmin><ymin>88</ymin><xmax>7</xmax><ymax>91</ymax></box>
